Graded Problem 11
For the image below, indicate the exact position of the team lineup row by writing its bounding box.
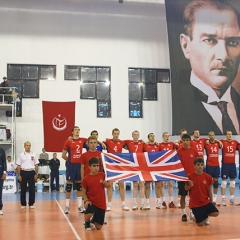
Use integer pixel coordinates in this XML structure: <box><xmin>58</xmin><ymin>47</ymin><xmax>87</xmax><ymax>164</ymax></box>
<box><xmin>12</xmin><ymin>127</ymin><xmax>239</xmax><ymax>229</ymax></box>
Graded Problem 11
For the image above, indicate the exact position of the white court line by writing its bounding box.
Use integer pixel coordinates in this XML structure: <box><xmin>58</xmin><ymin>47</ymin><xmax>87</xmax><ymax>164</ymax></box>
<box><xmin>54</xmin><ymin>197</ymin><xmax>82</xmax><ymax>240</ymax></box>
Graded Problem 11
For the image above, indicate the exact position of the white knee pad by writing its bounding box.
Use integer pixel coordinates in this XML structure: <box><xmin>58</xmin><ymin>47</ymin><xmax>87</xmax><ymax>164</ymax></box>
<box><xmin>230</xmin><ymin>181</ymin><xmax>235</xmax><ymax>188</ymax></box>
<box><xmin>221</xmin><ymin>180</ymin><xmax>227</xmax><ymax>189</ymax></box>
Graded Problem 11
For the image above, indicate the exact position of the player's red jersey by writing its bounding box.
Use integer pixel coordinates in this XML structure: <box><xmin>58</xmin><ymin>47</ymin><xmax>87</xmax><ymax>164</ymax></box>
<box><xmin>159</xmin><ymin>142</ymin><xmax>177</xmax><ymax>151</ymax></box>
<box><xmin>177</xmin><ymin>147</ymin><xmax>199</xmax><ymax>175</ymax></box>
<box><xmin>204</xmin><ymin>142</ymin><xmax>220</xmax><ymax>166</ymax></box>
<box><xmin>191</xmin><ymin>138</ymin><xmax>207</xmax><ymax>157</ymax></box>
<box><xmin>80</xmin><ymin>150</ymin><xmax>103</xmax><ymax>176</ymax></box>
<box><xmin>63</xmin><ymin>137</ymin><xmax>87</xmax><ymax>163</ymax></box>
<box><xmin>82</xmin><ymin>172</ymin><xmax>106</xmax><ymax>210</ymax></box>
<box><xmin>220</xmin><ymin>139</ymin><xmax>238</xmax><ymax>164</ymax></box>
<box><xmin>124</xmin><ymin>140</ymin><xmax>144</xmax><ymax>153</ymax></box>
<box><xmin>187</xmin><ymin>172</ymin><xmax>213</xmax><ymax>208</ymax></box>
<box><xmin>176</xmin><ymin>140</ymin><xmax>183</xmax><ymax>150</ymax></box>
<box><xmin>143</xmin><ymin>143</ymin><xmax>159</xmax><ymax>152</ymax></box>
<box><xmin>104</xmin><ymin>139</ymin><xmax>125</xmax><ymax>153</ymax></box>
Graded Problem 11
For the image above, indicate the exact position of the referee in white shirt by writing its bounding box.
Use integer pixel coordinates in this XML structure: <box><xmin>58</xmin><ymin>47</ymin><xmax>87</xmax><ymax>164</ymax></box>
<box><xmin>17</xmin><ymin>141</ymin><xmax>39</xmax><ymax>209</ymax></box>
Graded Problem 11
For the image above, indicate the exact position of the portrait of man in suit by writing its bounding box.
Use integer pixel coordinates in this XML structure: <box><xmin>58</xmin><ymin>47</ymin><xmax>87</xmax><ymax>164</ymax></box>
<box><xmin>165</xmin><ymin>0</ymin><xmax>240</xmax><ymax>135</ymax></box>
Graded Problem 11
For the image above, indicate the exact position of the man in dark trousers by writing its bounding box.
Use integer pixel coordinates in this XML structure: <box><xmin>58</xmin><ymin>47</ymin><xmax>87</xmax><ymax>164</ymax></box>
<box><xmin>0</xmin><ymin>147</ymin><xmax>7</xmax><ymax>215</ymax></box>
<box><xmin>49</xmin><ymin>153</ymin><xmax>60</xmax><ymax>192</ymax></box>
<box><xmin>17</xmin><ymin>141</ymin><xmax>39</xmax><ymax>209</ymax></box>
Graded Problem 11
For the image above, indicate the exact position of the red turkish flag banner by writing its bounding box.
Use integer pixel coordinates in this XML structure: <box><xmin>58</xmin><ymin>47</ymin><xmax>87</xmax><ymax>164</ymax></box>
<box><xmin>42</xmin><ymin>101</ymin><xmax>75</xmax><ymax>152</ymax></box>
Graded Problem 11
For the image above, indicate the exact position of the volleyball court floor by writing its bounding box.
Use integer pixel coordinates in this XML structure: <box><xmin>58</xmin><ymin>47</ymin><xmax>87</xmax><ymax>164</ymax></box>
<box><xmin>1</xmin><ymin>186</ymin><xmax>240</xmax><ymax>240</ymax></box>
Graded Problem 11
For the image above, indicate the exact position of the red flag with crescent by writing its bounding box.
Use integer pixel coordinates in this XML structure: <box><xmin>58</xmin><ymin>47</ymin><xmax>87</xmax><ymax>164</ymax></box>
<box><xmin>42</xmin><ymin>101</ymin><xmax>75</xmax><ymax>152</ymax></box>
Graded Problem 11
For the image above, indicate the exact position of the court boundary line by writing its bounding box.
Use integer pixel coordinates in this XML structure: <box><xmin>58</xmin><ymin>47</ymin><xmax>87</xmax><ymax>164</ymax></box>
<box><xmin>54</xmin><ymin>197</ymin><xmax>82</xmax><ymax>240</ymax></box>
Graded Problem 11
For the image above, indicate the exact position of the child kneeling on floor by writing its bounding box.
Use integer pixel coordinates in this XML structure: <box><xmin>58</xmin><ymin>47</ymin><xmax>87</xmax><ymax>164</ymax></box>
<box><xmin>185</xmin><ymin>157</ymin><xmax>219</xmax><ymax>226</ymax></box>
<box><xmin>82</xmin><ymin>157</ymin><xmax>110</xmax><ymax>230</ymax></box>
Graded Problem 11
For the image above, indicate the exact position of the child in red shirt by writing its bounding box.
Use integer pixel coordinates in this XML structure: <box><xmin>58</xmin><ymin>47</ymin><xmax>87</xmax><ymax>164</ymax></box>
<box><xmin>82</xmin><ymin>158</ymin><xmax>110</xmax><ymax>230</ymax></box>
<box><xmin>185</xmin><ymin>158</ymin><xmax>219</xmax><ymax>226</ymax></box>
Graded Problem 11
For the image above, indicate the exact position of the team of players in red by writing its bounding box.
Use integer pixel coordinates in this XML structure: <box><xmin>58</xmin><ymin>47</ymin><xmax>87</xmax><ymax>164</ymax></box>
<box><xmin>62</xmin><ymin>126</ymin><xmax>239</xmax><ymax>228</ymax></box>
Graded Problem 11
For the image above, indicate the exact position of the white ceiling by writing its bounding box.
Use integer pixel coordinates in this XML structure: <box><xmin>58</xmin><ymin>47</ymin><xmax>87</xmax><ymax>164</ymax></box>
<box><xmin>0</xmin><ymin>0</ymin><xmax>165</xmax><ymax>18</ymax></box>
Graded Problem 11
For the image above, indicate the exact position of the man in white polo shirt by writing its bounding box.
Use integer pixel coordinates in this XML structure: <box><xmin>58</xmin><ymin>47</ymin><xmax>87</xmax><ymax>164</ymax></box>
<box><xmin>17</xmin><ymin>141</ymin><xmax>39</xmax><ymax>209</ymax></box>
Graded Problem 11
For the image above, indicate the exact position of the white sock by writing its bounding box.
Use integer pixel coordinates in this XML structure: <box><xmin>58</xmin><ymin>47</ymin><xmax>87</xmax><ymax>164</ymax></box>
<box><xmin>157</xmin><ymin>198</ymin><xmax>161</xmax><ymax>204</ymax></box>
<box><xmin>169</xmin><ymin>196</ymin><xmax>173</xmax><ymax>202</ymax></box>
<box><xmin>133</xmin><ymin>198</ymin><xmax>137</xmax><ymax>204</ymax></box>
<box><xmin>181</xmin><ymin>208</ymin><xmax>186</xmax><ymax>214</ymax></box>
<box><xmin>140</xmin><ymin>198</ymin><xmax>144</xmax><ymax>205</ymax></box>
<box><xmin>108</xmin><ymin>202</ymin><xmax>112</xmax><ymax>206</ymax></box>
<box><xmin>146</xmin><ymin>199</ymin><xmax>150</xmax><ymax>204</ymax></box>
<box><xmin>122</xmin><ymin>201</ymin><xmax>125</xmax><ymax>206</ymax></box>
<box><xmin>66</xmin><ymin>199</ymin><xmax>70</xmax><ymax>207</ymax></box>
<box><xmin>230</xmin><ymin>195</ymin><xmax>234</xmax><ymax>200</ymax></box>
<box><xmin>77</xmin><ymin>197</ymin><xmax>82</xmax><ymax>207</ymax></box>
<box><xmin>222</xmin><ymin>195</ymin><xmax>226</xmax><ymax>199</ymax></box>
<box><xmin>213</xmin><ymin>194</ymin><xmax>217</xmax><ymax>202</ymax></box>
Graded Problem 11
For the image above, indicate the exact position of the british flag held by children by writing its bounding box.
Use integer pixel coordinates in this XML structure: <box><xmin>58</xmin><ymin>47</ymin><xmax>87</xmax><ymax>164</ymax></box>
<box><xmin>101</xmin><ymin>150</ymin><xmax>188</xmax><ymax>182</ymax></box>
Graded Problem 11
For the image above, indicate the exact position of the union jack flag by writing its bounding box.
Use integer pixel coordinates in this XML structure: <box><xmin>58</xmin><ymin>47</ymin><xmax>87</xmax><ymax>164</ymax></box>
<box><xmin>101</xmin><ymin>150</ymin><xmax>188</xmax><ymax>182</ymax></box>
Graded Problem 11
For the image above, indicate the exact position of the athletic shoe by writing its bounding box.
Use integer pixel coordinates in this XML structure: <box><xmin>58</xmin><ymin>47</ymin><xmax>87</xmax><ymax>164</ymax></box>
<box><xmin>161</xmin><ymin>201</ymin><xmax>167</xmax><ymax>209</ymax></box>
<box><xmin>29</xmin><ymin>205</ymin><xmax>35</xmax><ymax>209</ymax></box>
<box><xmin>132</xmin><ymin>204</ymin><xmax>138</xmax><ymax>210</ymax></box>
<box><xmin>229</xmin><ymin>199</ymin><xmax>240</xmax><ymax>206</ymax></box>
<box><xmin>90</xmin><ymin>223</ymin><xmax>96</xmax><ymax>230</ymax></box>
<box><xmin>85</xmin><ymin>221</ymin><xmax>91</xmax><ymax>230</ymax></box>
<box><xmin>121</xmin><ymin>203</ymin><xmax>129</xmax><ymax>211</ymax></box>
<box><xmin>78</xmin><ymin>206</ymin><xmax>85</xmax><ymax>213</ymax></box>
<box><xmin>64</xmin><ymin>206</ymin><xmax>70</xmax><ymax>214</ymax></box>
<box><xmin>144</xmin><ymin>204</ymin><xmax>151</xmax><ymax>210</ymax></box>
<box><xmin>140</xmin><ymin>204</ymin><xmax>144</xmax><ymax>210</ymax></box>
<box><xmin>212</xmin><ymin>202</ymin><xmax>220</xmax><ymax>207</ymax></box>
<box><xmin>21</xmin><ymin>206</ymin><xmax>26</xmax><ymax>210</ymax></box>
<box><xmin>106</xmin><ymin>204</ymin><xmax>112</xmax><ymax>211</ymax></box>
<box><xmin>169</xmin><ymin>201</ymin><xmax>177</xmax><ymax>208</ymax></box>
<box><xmin>0</xmin><ymin>210</ymin><xmax>3</xmax><ymax>215</ymax></box>
<box><xmin>156</xmin><ymin>203</ymin><xmax>162</xmax><ymax>209</ymax></box>
<box><xmin>221</xmin><ymin>198</ymin><xmax>227</xmax><ymax>206</ymax></box>
<box><xmin>189</xmin><ymin>212</ymin><xmax>195</xmax><ymax>222</ymax></box>
<box><xmin>203</xmin><ymin>218</ymin><xmax>210</xmax><ymax>225</ymax></box>
<box><xmin>181</xmin><ymin>214</ymin><xmax>187</xmax><ymax>222</ymax></box>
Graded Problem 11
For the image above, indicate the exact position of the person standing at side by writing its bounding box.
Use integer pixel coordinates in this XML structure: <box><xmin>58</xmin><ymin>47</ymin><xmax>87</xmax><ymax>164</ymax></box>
<box><xmin>49</xmin><ymin>153</ymin><xmax>60</xmax><ymax>192</ymax></box>
<box><xmin>0</xmin><ymin>147</ymin><xmax>7</xmax><ymax>215</ymax></box>
<box><xmin>17</xmin><ymin>141</ymin><xmax>39</xmax><ymax>209</ymax></box>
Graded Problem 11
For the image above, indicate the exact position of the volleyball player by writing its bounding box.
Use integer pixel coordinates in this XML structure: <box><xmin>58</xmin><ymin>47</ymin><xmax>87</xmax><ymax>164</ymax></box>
<box><xmin>62</xmin><ymin>126</ymin><xmax>87</xmax><ymax>214</ymax></box>
<box><xmin>220</xmin><ymin>131</ymin><xmax>240</xmax><ymax>206</ymax></box>
<box><xmin>143</xmin><ymin>133</ymin><xmax>160</xmax><ymax>210</ymax></box>
<box><xmin>104</xmin><ymin>128</ymin><xmax>129</xmax><ymax>211</ymax></box>
<box><xmin>158</xmin><ymin>132</ymin><xmax>177</xmax><ymax>209</ymax></box>
<box><xmin>124</xmin><ymin>130</ymin><xmax>145</xmax><ymax>210</ymax></box>
<box><xmin>204</xmin><ymin>131</ymin><xmax>221</xmax><ymax>206</ymax></box>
